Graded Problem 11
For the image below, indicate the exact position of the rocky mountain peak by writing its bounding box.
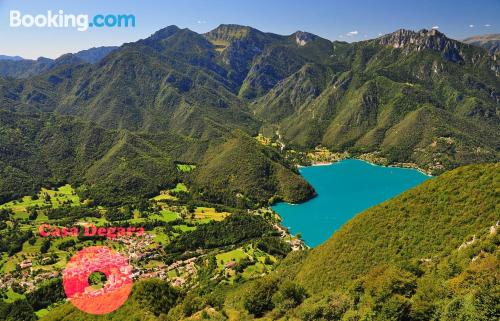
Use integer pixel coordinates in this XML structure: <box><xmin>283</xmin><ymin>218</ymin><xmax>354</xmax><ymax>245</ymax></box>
<box><xmin>378</xmin><ymin>28</ymin><xmax>464</xmax><ymax>62</ymax></box>
<box><xmin>147</xmin><ymin>25</ymin><xmax>181</xmax><ymax>42</ymax></box>
<box><xmin>205</xmin><ymin>24</ymin><xmax>258</xmax><ymax>42</ymax></box>
<box><xmin>294</xmin><ymin>31</ymin><xmax>317</xmax><ymax>46</ymax></box>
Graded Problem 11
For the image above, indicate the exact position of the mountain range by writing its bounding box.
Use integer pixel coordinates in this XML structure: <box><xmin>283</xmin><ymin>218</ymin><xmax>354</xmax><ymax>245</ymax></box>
<box><xmin>0</xmin><ymin>55</ymin><xmax>24</xmax><ymax>62</ymax></box>
<box><xmin>0</xmin><ymin>25</ymin><xmax>498</xmax><ymax>207</ymax></box>
<box><xmin>0</xmin><ymin>46</ymin><xmax>117</xmax><ymax>78</ymax></box>
<box><xmin>463</xmin><ymin>33</ymin><xmax>500</xmax><ymax>54</ymax></box>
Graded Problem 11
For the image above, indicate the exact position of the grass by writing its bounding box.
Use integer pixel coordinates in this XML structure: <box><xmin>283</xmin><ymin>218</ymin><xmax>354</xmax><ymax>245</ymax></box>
<box><xmin>176</xmin><ymin>164</ymin><xmax>197</xmax><ymax>172</ymax></box>
<box><xmin>192</xmin><ymin>207</ymin><xmax>230</xmax><ymax>222</ymax></box>
<box><xmin>4</xmin><ymin>288</ymin><xmax>25</xmax><ymax>303</ymax></box>
<box><xmin>2</xmin><ymin>257</ymin><xmax>16</xmax><ymax>274</ymax></box>
<box><xmin>22</xmin><ymin>238</ymin><xmax>42</xmax><ymax>254</ymax></box>
<box><xmin>153</xmin><ymin>231</ymin><xmax>169</xmax><ymax>244</ymax></box>
<box><xmin>0</xmin><ymin>184</ymin><xmax>80</xmax><ymax>214</ymax></box>
<box><xmin>216</xmin><ymin>248</ymin><xmax>248</xmax><ymax>268</ymax></box>
<box><xmin>242</xmin><ymin>262</ymin><xmax>268</xmax><ymax>279</ymax></box>
<box><xmin>149</xmin><ymin>210</ymin><xmax>179</xmax><ymax>223</ymax></box>
<box><xmin>172</xmin><ymin>183</ymin><xmax>188</xmax><ymax>192</ymax></box>
<box><xmin>151</xmin><ymin>193</ymin><xmax>177</xmax><ymax>201</ymax></box>
<box><xmin>35</xmin><ymin>308</ymin><xmax>50</xmax><ymax>318</ymax></box>
<box><xmin>151</xmin><ymin>183</ymin><xmax>188</xmax><ymax>202</ymax></box>
<box><xmin>173</xmin><ymin>224</ymin><xmax>197</xmax><ymax>232</ymax></box>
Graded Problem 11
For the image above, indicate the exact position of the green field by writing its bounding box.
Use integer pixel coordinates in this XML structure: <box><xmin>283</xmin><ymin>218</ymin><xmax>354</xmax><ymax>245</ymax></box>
<box><xmin>150</xmin><ymin>209</ymin><xmax>180</xmax><ymax>222</ymax></box>
<box><xmin>0</xmin><ymin>184</ymin><xmax>80</xmax><ymax>217</ymax></box>
<box><xmin>176</xmin><ymin>164</ymin><xmax>197</xmax><ymax>172</ymax></box>
<box><xmin>191</xmin><ymin>207</ymin><xmax>230</xmax><ymax>223</ymax></box>
<box><xmin>173</xmin><ymin>224</ymin><xmax>197</xmax><ymax>232</ymax></box>
<box><xmin>216</xmin><ymin>248</ymin><xmax>249</xmax><ymax>268</ymax></box>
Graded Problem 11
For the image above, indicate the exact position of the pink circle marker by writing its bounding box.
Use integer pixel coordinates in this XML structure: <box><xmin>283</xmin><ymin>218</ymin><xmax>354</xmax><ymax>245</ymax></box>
<box><xmin>63</xmin><ymin>246</ymin><xmax>133</xmax><ymax>315</ymax></box>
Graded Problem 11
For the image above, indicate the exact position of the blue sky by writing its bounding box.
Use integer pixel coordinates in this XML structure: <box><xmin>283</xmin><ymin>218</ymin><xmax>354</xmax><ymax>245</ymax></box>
<box><xmin>1</xmin><ymin>0</ymin><xmax>499</xmax><ymax>59</ymax></box>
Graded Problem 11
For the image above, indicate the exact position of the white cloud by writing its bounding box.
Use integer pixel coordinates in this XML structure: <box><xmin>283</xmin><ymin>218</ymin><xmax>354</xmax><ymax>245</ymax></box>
<box><xmin>338</xmin><ymin>35</ymin><xmax>344</xmax><ymax>38</ymax></box>
<box><xmin>469</xmin><ymin>24</ymin><xmax>474</xmax><ymax>28</ymax></box>
<box><xmin>431</xmin><ymin>26</ymin><xmax>439</xmax><ymax>30</ymax></box>
<box><xmin>484</xmin><ymin>24</ymin><xmax>491</xmax><ymax>27</ymax></box>
<box><xmin>346</xmin><ymin>30</ymin><xmax>358</xmax><ymax>37</ymax></box>
<box><xmin>197</xmin><ymin>20</ymin><xmax>207</xmax><ymax>24</ymax></box>
<box><xmin>378</xmin><ymin>33</ymin><xmax>383</xmax><ymax>36</ymax></box>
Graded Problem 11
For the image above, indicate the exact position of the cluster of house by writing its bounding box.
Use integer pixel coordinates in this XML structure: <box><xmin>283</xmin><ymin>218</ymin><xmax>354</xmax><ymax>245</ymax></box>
<box><xmin>115</xmin><ymin>233</ymin><xmax>160</xmax><ymax>261</ymax></box>
<box><xmin>114</xmin><ymin>233</ymin><xmax>201</xmax><ymax>287</ymax></box>
<box><xmin>63</xmin><ymin>247</ymin><xmax>132</xmax><ymax>299</ymax></box>
<box><xmin>0</xmin><ymin>265</ymin><xmax>59</xmax><ymax>294</ymax></box>
<box><xmin>132</xmin><ymin>256</ymin><xmax>198</xmax><ymax>288</ymax></box>
<box><xmin>272</xmin><ymin>223</ymin><xmax>306</xmax><ymax>251</ymax></box>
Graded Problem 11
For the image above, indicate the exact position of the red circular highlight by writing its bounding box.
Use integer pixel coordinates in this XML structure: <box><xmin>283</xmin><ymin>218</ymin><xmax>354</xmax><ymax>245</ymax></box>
<box><xmin>63</xmin><ymin>246</ymin><xmax>133</xmax><ymax>315</ymax></box>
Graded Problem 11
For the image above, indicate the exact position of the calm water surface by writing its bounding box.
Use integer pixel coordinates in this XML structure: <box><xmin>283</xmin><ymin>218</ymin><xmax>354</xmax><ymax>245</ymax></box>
<box><xmin>272</xmin><ymin>159</ymin><xmax>430</xmax><ymax>247</ymax></box>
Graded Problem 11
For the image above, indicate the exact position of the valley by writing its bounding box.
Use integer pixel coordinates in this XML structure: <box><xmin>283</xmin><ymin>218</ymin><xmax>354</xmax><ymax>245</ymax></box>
<box><xmin>0</xmin><ymin>21</ymin><xmax>498</xmax><ymax>321</ymax></box>
<box><xmin>0</xmin><ymin>181</ymin><xmax>299</xmax><ymax>318</ymax></box>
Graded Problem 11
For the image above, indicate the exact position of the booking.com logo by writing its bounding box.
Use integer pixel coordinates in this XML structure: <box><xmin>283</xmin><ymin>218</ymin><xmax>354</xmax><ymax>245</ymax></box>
<box><xmin>9</xmin><ymin>10</ymin><xmax>135</xmax><ymax>32</ymax></box>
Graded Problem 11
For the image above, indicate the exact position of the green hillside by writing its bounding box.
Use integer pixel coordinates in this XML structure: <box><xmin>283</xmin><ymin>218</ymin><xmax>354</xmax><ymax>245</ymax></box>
<box><xmin>295</xmin><ymin>163</ymin><xmax>499</xmax><ymax>290</ymax></box>
<box><xmin>252</xmin><ymin>29</ymin><xmax>499</xmax><ymax>172</ymax></box>
<box><xmin>224</xmin><ymin>163</ymin><xmax>499</xmax><ymax>320</ymax></box>
<box><xmin>0</xmin><ymin>110</ymin><xmax>310</xmax><ymax>207</ymax></box>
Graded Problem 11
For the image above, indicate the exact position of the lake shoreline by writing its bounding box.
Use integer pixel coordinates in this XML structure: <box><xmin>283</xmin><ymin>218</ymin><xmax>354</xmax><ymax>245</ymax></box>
<box><xmin>301</xmin><ymin>158</ymin><xmax>433</xmax><ymax>177</ymax></box>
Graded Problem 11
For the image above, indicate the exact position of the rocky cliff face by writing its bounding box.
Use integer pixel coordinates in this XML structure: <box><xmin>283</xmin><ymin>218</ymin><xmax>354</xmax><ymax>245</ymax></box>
<box><xmin>378</xmin><ymin>28</ymin><xmax>465</xmax><ymax>62</ymax></box>
<box><xmin>294</xmin><ymin>31</ymin><xmax>317</xmax><ymax>46</ymax></box>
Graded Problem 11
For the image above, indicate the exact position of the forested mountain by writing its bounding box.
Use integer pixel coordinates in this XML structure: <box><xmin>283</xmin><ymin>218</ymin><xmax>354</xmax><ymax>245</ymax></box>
<box><xmin>221</xmin><ymin>163</ymin><xmax>499</xmax><ymax>320</ymax></box>
<box><xmin>252</xmin><ymin>29</ymin><xmax>499</xmax><ymax>171</ymax></box>
<box><xmin>0</xmin><ymin>25</ymin><xmax>498</xmax><ymax>206</ymax></box>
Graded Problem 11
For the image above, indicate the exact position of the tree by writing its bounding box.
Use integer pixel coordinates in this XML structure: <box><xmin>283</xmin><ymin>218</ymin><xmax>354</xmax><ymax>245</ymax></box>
<box><xmin>2</xmin><ymin>299</ymin><xmax>36</xmax><ymax>321</ymax></box>
<box><xmin>273</xmin><ymin>281</ymin><xmax>308</xmax><ymax>309</ymax></box>
<box><xmin>133</xmin><ymin>279</ymin><xmax>180</xmax><ymax>316</ymax></box>
<box><xmin>182</xmin><ymin>293</ymin><xmax>204</xmax><ymax>317</ymax></box>
<box><xmin>26</xmin><ymin>278</ymin><xmax>65</xmax><ymax>311</ymax></box>
<box><xmin>243</xmin><ymin>277</ymin><xmax>279</xmax><ymax>317</ymax></box>
<box><xmin>40</xmin><ymin>239</ymin><xmax>51</xmax><ymax>254</ymax></box>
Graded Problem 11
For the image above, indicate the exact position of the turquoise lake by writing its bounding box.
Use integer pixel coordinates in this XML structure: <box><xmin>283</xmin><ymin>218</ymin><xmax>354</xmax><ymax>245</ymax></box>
<box><xmin>272</xmin><ymin>159</ymin><xmax>430</xmax><ymax>247</ymax></box>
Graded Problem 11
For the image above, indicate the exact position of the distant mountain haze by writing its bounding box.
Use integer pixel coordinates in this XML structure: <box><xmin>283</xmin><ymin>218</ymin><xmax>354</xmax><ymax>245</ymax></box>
<box><xmin>463</xmin><ymin>33</ymin><xmax>500</xmax><ymax>54</ymax></box>
<box><xmin>0</xmin><ymin>46</ymin><xmax>118</xmax><ymax>78</ymax></box>
<box><xmin>0</xmin><ymin>55</ymin><xmax>24</xmax><ymax>61</ymax></box>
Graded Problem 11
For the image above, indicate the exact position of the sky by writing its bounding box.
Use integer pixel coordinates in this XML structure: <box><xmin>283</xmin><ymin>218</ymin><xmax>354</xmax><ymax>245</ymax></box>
<box><xmin>0</xmin><ymin>0</ymin><xmax>499</xmax><ymax>59</ymax></box>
